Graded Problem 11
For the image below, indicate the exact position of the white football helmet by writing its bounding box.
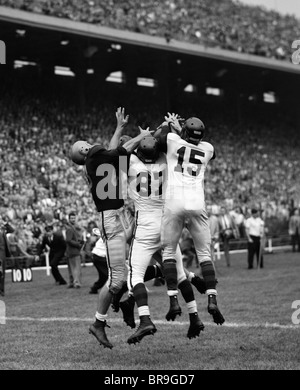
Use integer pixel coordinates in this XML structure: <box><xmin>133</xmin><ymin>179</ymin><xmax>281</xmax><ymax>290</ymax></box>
<box><xmin>70</xmin><ymin>141</ymin><xmax>92</xmax><ymax>165</ymax></box>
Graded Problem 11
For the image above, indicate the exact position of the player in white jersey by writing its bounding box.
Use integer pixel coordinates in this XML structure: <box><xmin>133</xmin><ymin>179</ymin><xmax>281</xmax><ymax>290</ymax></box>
<box><xmin>110</xmin><ymin>135</ymin><xmax>207</xmax><ymax>327</ymax></box>
<box><xmin>156</xmin><ymin>114</ymin><xmax>225</xmax><ymax>325</ymax></box>
<box><xmin>126</xmin><ymin>136</ymin><xmax>205</xmax><ymax>345</ymax></box>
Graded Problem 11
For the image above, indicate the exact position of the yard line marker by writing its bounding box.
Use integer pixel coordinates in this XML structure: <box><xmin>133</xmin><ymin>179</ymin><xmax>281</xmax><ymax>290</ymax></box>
<box><xmin>1</xmin><ymin>316</ymin><xmax>299</xmax><ymax>330</ymax></box>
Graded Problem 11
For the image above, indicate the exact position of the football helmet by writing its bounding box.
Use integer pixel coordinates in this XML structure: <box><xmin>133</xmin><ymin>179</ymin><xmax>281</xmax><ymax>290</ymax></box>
<box><xmin>181</xmin><ymin>117</ymin><xmax>205</xmax><ymax>145</ymax></box>
<box><xmin>153</xmin><ymin>123</ymin><xmax>171</xmax><ymax>139</ymax></box>
<box><xmin>119</xmin><ymin>135</ymin><xmax>132</xmax><ymax>147</ymax></box>
<box><xmin>70</xmin><ymin>141</ymin><xmax>92</xmax><ymax>165</ymax></box>
<box><xmin>137</xmin><ymin>136</ymin><xmax>160</xmax><ymax>164</ymax></box>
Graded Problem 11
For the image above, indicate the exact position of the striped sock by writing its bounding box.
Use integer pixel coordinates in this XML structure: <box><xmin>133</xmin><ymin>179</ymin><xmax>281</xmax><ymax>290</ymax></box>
<box><xmin>133</xmin><ymin>283</ymin><xmax>148</xmax><ymax>308</ymax></box>
<box><xmin>94</xmin><ymin>312</ymin><xmax>108</xmax><ymax>327</ymax></box>
<box><xmin>178</xmin><ymin>279</ymin><xmax>195</xmax><ymax>303</ymax></box>
<box><xmin>186</xmin><ymin>300</ymin><xmax>197</xmax><ymax>314</ymax></box>
<box><xmin>144</xmin><ymin>265</ymin><xmax>164</xmax><ymax>282</ymax></box>
<box><xmin>163</xmin><ymin>259</ymin><xmax>178</xmax><ymax>291</ymax></box>
<box><xmin>200</xmin><ymin>261</ymin><xmax>217</xmax><ymax>290</ymax></box>
<box><xmin>138</xmin><ymin>305</ymin><xmax>150</xmax><ymax>317</ymax></box>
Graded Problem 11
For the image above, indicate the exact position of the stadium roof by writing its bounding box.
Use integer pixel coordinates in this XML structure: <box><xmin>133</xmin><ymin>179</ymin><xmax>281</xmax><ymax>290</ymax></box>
<box><xmin>0</xmin><ymin>6</ymin><xmax>299</xmax><ymax>76</ymax></box>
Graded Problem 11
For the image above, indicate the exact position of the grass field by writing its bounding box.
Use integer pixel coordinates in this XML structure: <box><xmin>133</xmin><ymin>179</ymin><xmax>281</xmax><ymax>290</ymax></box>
<box><xmin>0</xmin><ymin>250</ymin><xmax>300</xmax><ymax>370</ymax></box>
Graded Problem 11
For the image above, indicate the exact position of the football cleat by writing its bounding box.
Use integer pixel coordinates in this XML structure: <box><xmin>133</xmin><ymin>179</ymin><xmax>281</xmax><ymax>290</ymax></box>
<box><xmin>89</xmin><ymin>322</ymin><xmax>113</xmax><ymax>349</ymax></box>
<box><xmin>165</xmin><ymin>296</ymin><xmax>182</xmax><ymax>321</ymax></box>
<box><xmin>187</xmin><ymin>313</ymin><xmax>205</xmax><ymax>339</ymax></box>
<box><xmin>207</xmin><ymin>294</ymin><xmax>225</xmax><ymax>325</ymax></box>
<box><xmin>127</xmin><ymin>316</ymin><xmax>157</xmax><ymax>345</ymax></box>
<box><xmin>120</xmin><ymin>296</ymin><xmax>136</xmax><ymax>329</ymax></box>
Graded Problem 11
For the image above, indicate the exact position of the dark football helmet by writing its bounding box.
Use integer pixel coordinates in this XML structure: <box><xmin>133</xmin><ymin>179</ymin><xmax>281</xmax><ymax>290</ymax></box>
<box><xmin>119</xmin><ymin>135</ymin><xmax>132</xmax><ymax>147</ymax></box>
<box><xmin>181</xmin><ymin>117</ymin><xmax>205</xmax><ymax>145</ymax></box>
<box><xmin>137</xmin><ymin>136</ymin><xmax>160</xmax><ymax>164</ymax></box>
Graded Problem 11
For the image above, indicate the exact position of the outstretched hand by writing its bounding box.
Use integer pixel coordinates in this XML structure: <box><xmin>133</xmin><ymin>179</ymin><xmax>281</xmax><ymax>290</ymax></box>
<box><xmin>138</xmin><ymin>126</ymin><xmax>153</xmax><ymax>137</ymax></box>
<box><xmin>164</xmin><ymin>112</ymin><xmax>182</xmax><ymax>133</ymax></box>
<box><xmin>116</xmin><ymin>107</ymin><xmax>129</xmax><ymax>128</ymax></box>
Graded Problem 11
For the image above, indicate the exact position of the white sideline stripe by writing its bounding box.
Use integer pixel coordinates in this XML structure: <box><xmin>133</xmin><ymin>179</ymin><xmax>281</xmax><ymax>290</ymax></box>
<box><xmin>0</xmin><ymin>316</ymin><xmax>298</xmax><ymax>330</ymax></box>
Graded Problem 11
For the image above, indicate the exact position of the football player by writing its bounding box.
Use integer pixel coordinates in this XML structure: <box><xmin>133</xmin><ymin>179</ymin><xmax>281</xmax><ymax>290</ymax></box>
<box><xmin>110</xmin><ymin>135</ymin><xmax>207</xmax><ymax>330</ymax></box>
<box><xmin>156</xmin><ymin>113</ymin><xmax>225</xmax><ymax>326</ymax></box>
<box><xmin>70</xmin><ymin>107</ymin><xmax>152</xmax><ymax>349</ymax></box>
<box><xmin>125</xmin><ymin>135</ymin><xmax>205</xmax><ymax>345</ymax></box>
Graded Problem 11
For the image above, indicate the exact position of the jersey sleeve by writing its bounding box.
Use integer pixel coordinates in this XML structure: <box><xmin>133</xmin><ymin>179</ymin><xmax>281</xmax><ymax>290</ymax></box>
<box><xmin>155</xmin><ymin>125</ymin><xmax>171</xmax><ymax>153</ymax></box>
<box><xmin>89</xmin><ymin>145</ymin><xmax>128</xmax><ymax>164</ymax></box>
<box><xmin>200</xmin><ymin>141</ymin><xmax>216</xmax><ymax>161</ymax></box>
<box><xmin>211</xmin><ymin>148</ymin><xmax>216</xmax><ymax>160</ymax></box>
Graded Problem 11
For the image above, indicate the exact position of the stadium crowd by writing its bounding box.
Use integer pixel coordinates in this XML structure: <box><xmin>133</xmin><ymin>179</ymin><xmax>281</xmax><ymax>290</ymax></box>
<box><xmin>0</xmin><ymin>0</ymin><xmax>298</xmax><ymax>61</ymax></box>
<box><xmin>0</xmin><ymin>81</ymin><xmax>298</xmax><ymax>267</ymax></box>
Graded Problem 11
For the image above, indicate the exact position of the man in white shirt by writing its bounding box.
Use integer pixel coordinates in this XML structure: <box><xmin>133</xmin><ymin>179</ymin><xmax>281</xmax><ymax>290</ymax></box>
<box><xmin>245</xmin><ymin>208</ymin><xmax>265</xmax><ymax>269</ymax></box>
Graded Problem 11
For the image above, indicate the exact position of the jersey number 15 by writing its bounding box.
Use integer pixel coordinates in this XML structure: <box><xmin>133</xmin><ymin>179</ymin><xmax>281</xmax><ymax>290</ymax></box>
<box><xmin>174</xmin><ymin>146</ymin><xmax>204</xmax><ymax>176</ymax></box>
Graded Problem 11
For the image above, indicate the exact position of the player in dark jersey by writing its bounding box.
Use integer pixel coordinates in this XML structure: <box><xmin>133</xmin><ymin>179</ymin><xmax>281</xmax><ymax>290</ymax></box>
<box><xmin>70</xmin><ymin>107</ymin><xmax>152</xmax><ymax>349</ymax></box>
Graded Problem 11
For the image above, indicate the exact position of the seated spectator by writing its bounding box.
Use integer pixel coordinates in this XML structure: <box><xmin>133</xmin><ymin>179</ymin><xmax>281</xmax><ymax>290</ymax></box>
<box><xmin>0</xmin><ymin>0</ymin><xmax>297</xmax><ymax>61</ymax></box>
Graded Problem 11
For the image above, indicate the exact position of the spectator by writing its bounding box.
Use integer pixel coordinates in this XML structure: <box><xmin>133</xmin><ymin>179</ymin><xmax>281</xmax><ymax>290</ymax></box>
<box><xmin>180</xmin><ymin>227</ymin><xmax>197</xmax><ymax>268</ymax></box>
<box><xmin>0</xmin><ymin>0</ymin><xmax>298</xmax><ymax>61</ymax></box>
<box><xmin>218</xmin><ymin>205</ymin><xmax>239</xmax><ymax>267</ymax></box>
<box><xmin>65</xmin><ymin>212</ymin><xmax>84</xmax><ymax>288</ymax></box>
<box><xmin>288</xmin><ymin>208</ymin><xmax>300</xmax><ymax>253</ymax></box>
<box><xmin>81</xmin><ymin>220</ymin><xmax>98</xmax><ymax>267</ymax></box>
<box><xmin>207</xmin><ymin>205</ymin><xmax>220</xmax><ymax>263</ymax></box>
<box><xmin>0</xmin><ymin>68</ymin><xmax>299</xmax><ymax>253</ymax></box>
<box><xmin>39</xmin><ymin>224</ymin><xmax>67</xmax><ymax>285</ymax></box>
<box><xmin>230</xmin><ymin>206</ymin><xmax>246</xmax><ymax>239</ymax></box>
<box><xmin>245</xmin><ymin>208</ymin><xmax>265</xmax><ymax>269</ymax></box>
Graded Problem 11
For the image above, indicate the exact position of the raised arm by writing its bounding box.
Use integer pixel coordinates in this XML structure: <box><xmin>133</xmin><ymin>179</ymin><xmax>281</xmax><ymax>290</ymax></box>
<box><xmin>163</xmin><ymin>112</ymin><xmax>183</xmax><ymax>134</ymax></box>
<box><xmin>108</xmin><ymin>107</ymin><xmax>129</xmax><ymax>150</ymax></box>
<box><xmin>122</xmin><ymin>126</ymin><xmax>152</xmax><ymax>153</ymax></box>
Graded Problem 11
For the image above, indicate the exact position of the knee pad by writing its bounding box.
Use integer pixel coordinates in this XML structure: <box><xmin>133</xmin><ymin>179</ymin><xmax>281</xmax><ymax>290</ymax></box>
<box><xmin>108</xmin><ymin>279</ymin><xmax>126</xmax><ymax>295</ymax></box>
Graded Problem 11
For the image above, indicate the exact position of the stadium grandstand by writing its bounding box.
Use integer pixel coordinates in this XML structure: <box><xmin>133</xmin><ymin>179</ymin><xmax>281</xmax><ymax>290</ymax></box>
<box><xmin>0</xmin><ymin>0</ymin><xmax>299</xmax><ymax>268</ymax></box>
